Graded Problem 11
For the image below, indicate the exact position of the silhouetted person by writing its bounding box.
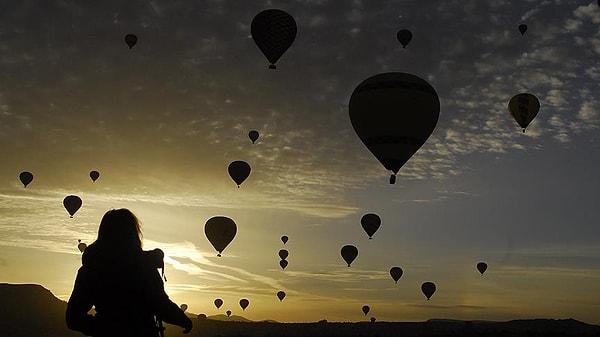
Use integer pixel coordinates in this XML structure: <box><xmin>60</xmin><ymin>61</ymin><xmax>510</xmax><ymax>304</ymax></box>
<box><xmin>66</xmin><ymin>208</ymin><xmax>192</xmax><ymax>337</ymax></box>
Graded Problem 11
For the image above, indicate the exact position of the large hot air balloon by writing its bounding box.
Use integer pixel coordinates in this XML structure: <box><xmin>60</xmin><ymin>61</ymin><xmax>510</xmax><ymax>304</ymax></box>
<box><xmin>362</xmin><ymin>305</ymin><xmax>370</xmax><ymax>315</ymax></box>
<box><xmin>251</xmin><ymin>9</ymin><xmax>297</xmax><ymax>69</ymax></box>
<box><xmin>278</xmin><ymin>249</ymin><xmax>289</xmax><ymax>260</ymax></box>
<box><xmin>180</xmin><ymin>304</ymin><xmax>188</xmax><ymax>312</ymax></box>
<box><xmin>361</xmin><ymin>213</ymin><xmax>381</xmax><ymax>239</ymax></box>
<box><xmin>204</xmin><ymin>216</ymin><xmax>237</xmax><ymax>257</ymax></box>
<box><xmin>349</xmin><ymin>72</ymin><xmax>440</xmax><ymax>184</ymax></box>
<box><xmin>508</xmin><ymin>93</ymin><xmax>540</xmax><ymax>132</ymax></box>
<box><xmin>477</xmin><ymin>262</ymin><xmax>488</xmax><ymax>275</ymax></box>
<box><xmin>341</xmin><ymin>245</ymin><xmax>358</xmax><ymax>267</ymax></box>
<box><xmin>19</xmin><ymin>171</ymin><xmax>33</xmax><ymax>187</ymax></box>
<box><xmin>89</xmin><ymin>170</ymin><xmax>100</xmax><ymax>182</ymax></box>
<box><xmin>279</xmin><ymin>259</ymin><xmax>288</xmax><ymax>270</ymax></box>
<box><xmin>281</xmin><ymin>235</ymin><xmax>288</xmax><ymax>244</ymax></box>
<box><xmin>248</xmin><ymin>130</ymin><xmax>259</xmax><ymax>144</ymax></box>
<box><xmin>421</xmin><ymin>282</ymin><xmax>436</xmax><ymax>300</ymax></box>
<box><xmin>518</xmin><ymin>24</ymin><xmax>527</xmax><ymax>35</ymax></box>
<box><xmin>389</xmin><ymin>267</ymin><xmax>403</xmax><ymax>283</ymax></box>
<box><xmin>239</xmin><ymin>298</ymin><xmax>249</xmax><ymax>311</ymax></box>
<box><xmin>214</xmin><ymin>298</ymin><xmax>223</xmax><ymax>309</ymax></box>
<box><xmin>125</xmin><ymin>34</ymin><xmax>137</xmax><ymax>48</ymax></box>
<box><xmin>228</xmin><ymin>161</ymin><xmax>251</xmax><ymax>187</ymax></box>
<box><xmin>396</xmin><ymin>29</ymin><xmax>412</xmax><ymax>48</ymax></box>
<box><xmin>63</xmin><ymin>195</ymin><xmax>82</xmax><ymax>218</ymax></box>
<box><xmin>77</xmin><ymin>240</ymin><xmax>87</xmax><ymax>253</ymax></box>
<box><xmin>277</xmin><ymin>291</ymin><xmax>286</xmax><ymax>301</ymax></box>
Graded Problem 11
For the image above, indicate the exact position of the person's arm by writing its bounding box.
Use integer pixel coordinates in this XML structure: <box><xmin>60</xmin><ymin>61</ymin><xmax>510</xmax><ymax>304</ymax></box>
<box><xmin>144</xmin><ymin>267</ymin><xmax>192</xmax><ymax>333</ymax></box>
<box><xmin>66</xmin><ymin>267</ymin><xmax>96</xmax><ymax>336</ymax></box>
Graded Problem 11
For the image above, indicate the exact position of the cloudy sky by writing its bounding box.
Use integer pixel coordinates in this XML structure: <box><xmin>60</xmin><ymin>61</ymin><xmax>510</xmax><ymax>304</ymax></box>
<box><xmin>1</xmin><ymin>0</ymin><xmax>599</xmax><ymax>324</ymax></box>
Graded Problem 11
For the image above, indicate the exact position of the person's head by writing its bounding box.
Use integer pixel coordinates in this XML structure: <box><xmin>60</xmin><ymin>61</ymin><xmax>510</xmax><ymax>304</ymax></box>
<box><xmin>97</xmin><ymin>208</ymin><xmax>143</xmax><ymax>250</ymax></box>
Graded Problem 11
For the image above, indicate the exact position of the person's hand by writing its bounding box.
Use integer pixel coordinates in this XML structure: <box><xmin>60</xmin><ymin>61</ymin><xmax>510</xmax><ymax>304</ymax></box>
<box><xmin>182</xmin><ymin>317</ymin><xmax>192</xmax><ymax>334</ymax></box>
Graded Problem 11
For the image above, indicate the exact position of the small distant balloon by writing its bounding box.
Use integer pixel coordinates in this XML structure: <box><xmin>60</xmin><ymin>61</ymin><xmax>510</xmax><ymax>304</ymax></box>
<box><xmin>277</xmin><ymin>291</ymin><xmax>286</xmax><ymax>301</ymax></box>
<box><xmin>248</xmin><ymin>130</ymin><xmax>259</xmax><ymax>144</ymax></box>
<box><xmin>279</xmin><ymin>259</ymin><xmax>288</xmax><ymax>270</ymax></box>
<box><xmin>477</xmin><ymin>262</ymin><xmax>488</xmax><ymax>275</ymax></box>
<box><xmin>226</xmin><ymin>310</ymin><xmax>231</xmax><ymax>317</ymax></box>
<box><xmin>508</xmin><ymin>93</ymin><xmax>540</xmax><ymax>132</ymax></box>
<box><xmin>125</xmin><ymin>34</ymin><xmax>137</xmax><ymax>48</ymax></box>
<box><xmin>362</xmin><ymin>305</ymin><xmax>370</xmax><ymax>315</ymax></box>
<box><xmin>19</xmin><ymin>171</ymin><xmax>33</xmax><ymax>187</ymax></box>
<box><xmin>389</xmin><ymin>267</ymin><xmax>403</xmax><ymax>283</ymax></box>
<box><xmin>180</xmin><ymin>304</ymin><xmax>188</xmax><ymax>312</ymax></box>
<box><xmin>89</xmin><ymin>170</ymin><xmax>100</xmax><ymax>182</ymax></box>
<box><xmin>518</xmin><ymin>24</ymin><xmax>527</xmax><ymax>35</ymax></box>
<box><xmin>421</xmin><ymin>282</ymin><xmax>436</xmax><ymax>300</ymax></box>
<box><xmin>204</xmin><ymin>216</ymin><xmax>237</xmax><ymax>257</ymax></box>
<box><xmin>228</xmin><ymin>161</ymin><xmax>251</xmax><ymax>187</ymax></box>
<box><xmin>198</xmin><ymin>314</ymin><xmax>207</xmax><ymax>320</ymax></box>
<box><xmin>281</xmin><ymin>235</ymin><xmax>288</xmax><ymax>244</ymax></box>
<box><xmin>251</xmin><ymin>9</ymin><xmax>297</xmax><ymax>69</ymax></box>
<box><xmin>370</xmin><ymin>317</ymin><xmax>376</xmax><ymax>323</ymax></box>
<box><xmin>239</xmin><ymin>298</ymin><xmax>249</xmax><ymax>311</ymax></box>
<box><xmin>341</xmin><ymin>245</ymin><xmax>358</xmax><ymax>267</ymax></box>
<box><xmin>63</xmin><ymin>195</ymin><xmax>82</xmax><ymax>218</ymax></box>
<box><xmin>77</xmin><ymin>240</ymin><xmax>87</xmax><ymax>253</ymax></box>
<box><xmin>361</xmin><ymin>213</ymin><xmax>381</xmax><ymax>239</ymax></box>
<box><xmin>396</xmin><ymin>29</ymin><xmax>412</xmax><ymax>48</ymax></box>
<box><xmin>278</xmin><ymin>249</ymin><xmax>289</xmax><ymax>260</ymax></box>
<box><xmin>214</xmin><ymin>298</ymin><xmax>223</xmax><ymax>309</ymax></box>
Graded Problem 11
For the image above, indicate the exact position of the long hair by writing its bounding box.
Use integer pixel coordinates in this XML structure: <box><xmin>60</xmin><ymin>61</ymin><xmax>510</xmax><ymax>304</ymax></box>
<box><xmin>96</xmin><ymin>208</ymin><xmax>143</xmax><ymax>251</ymax></box>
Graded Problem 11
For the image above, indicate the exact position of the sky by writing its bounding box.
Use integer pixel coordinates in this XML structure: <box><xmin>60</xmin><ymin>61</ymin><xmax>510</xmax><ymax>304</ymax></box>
<box><xmin>0</xmin><ymin>0</ymin><xmax>599</xmax><ymax>324</ymax></box>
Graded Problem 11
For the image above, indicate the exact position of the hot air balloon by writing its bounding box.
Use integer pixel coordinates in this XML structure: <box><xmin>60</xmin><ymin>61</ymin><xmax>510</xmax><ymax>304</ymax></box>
<box><xmin>77</xmin><ymin>240</ymin><xmax>87</xmax><ymax>253</ymax></box>
<box><xmin>389</xmin><ymin>267</ymin><xmax>403</xmax><ymax>283</ymax></box>
<box><xmin>370</xmin><ymin>317</ymin><xmax>376</xmax><ymax>323</ymax></box>
<box><xmin>508</xmin><ymin>93</ymin><xmax>540</xmax><ymax>132</ymax></box>
<box><xmin>198</xmin><ymin>314</ymin><xmax>207</xmax><ymax>320</ymax></box>
<box><xmin>361</xmin><ymin>213</ymin><xmax>381</xmax><ymax>239</ymax></box>
<box><xmin>421</xmin><ymin>282</ymin><xmax>436</xmax><ymax>300</ymax></box>
<box><xmin>248</xmin><ymin>130</ymin><xmax>259</xmax><ymax>144</ymax></box>
<box><xmin>226</xmin><ymin>310</ymin><xmax>231</xmax><ymax>317</ymax></box>
<box><xmin>281</xmin><ymin>235</ymin><xmax>288</xmax><ymax>244</ymax></box>
<box><xmin>251</xmin><ymin>9</ymin><xmax>297</xmax><ymax>69</ymax></box>
<box><xmin>63</xmin><ymin>195</ymin><xmax>82</xmax><ymax>218</ymax></box>
<box><xmin>89</xmin><ymin>170</ymin><xmax>100</xmax><ymax>182</ymax></box>
<box><xmin>362</xmin><ymin>305</ymin><xmax>370</xmax><ymax>315</ymax></box>
<box><xmin>518</xmin><ymin>24</ymin><xmax>527</xmax><ymax>35</ymax></box>
<box><xmin>341</xmin><ymin>245</ymin><xmax>358</xmax><ymax>267</ymax></box>
<box><xmin>125</xmin><ymin>34</ymin><xmax>137</xmax><ymax>48</ymax></box>
<box><xmin>278</xmin><ymin>249</ymin><xmax>289</xmax><ymax>260</ymax></box>
<box><xmin>279</xmin><ymin>259</ymin><xmax>288</xmax><ymax>270</ymax></box>
<box><xmin>204</xmin><ymin>216</ymin><xmax>237</xmax><ymax>257</ymax></box>
<box><xmin>19</xmin><ymin>171</ymin><xmax>33</xmax><ymax>187</ymax></box>
<box><xmin>239</xmin><ymin>298</ymin><xmax>249</xmax><ymax>311</ymax></box>
<box><xmin>396</xmin><ymin>29</ymin><xmax>412</xmax><ymax>48</ymax></box>
<box><xmin>349</xmin><ymin>72</ymin><xmax>440</xmax><ymax>184</ymax></box>
<box><xmin>214</xmin><ymin>298</ymin><xmax>223</xmax><ymax>309</ymax></box>
<box><xmin>180</xmin><ymin>304</ymin><xmax>188</xmax><ymax>312</ymax></box>
<box><xmin>228</xmin><ymin>161</ymin><xmax>251</xmax><ymax>187</ymax></box>
<box><xmin>277</xmin><ymin>291</ymin><xmax>286</xmax><ymax>301</ymax></box>
<box><xmin>477</xmin><ymin>262</ymin><xmax>488</xmax><ymax>275</ymax></box>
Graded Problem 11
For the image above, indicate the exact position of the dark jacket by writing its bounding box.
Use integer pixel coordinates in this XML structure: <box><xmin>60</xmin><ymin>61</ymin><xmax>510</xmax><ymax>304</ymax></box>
<box><xmin>66</xmin><ymin>243</ymin><xmax>191</xmax><ymax>337</ymax></box>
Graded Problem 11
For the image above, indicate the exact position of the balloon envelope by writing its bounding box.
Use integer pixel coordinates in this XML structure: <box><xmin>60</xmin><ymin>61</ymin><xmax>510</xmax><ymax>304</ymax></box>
<box><xmin>205</xmin><ymin>216</ymin><xmax>237</xmax><ymax>256</ymax></box>
<box><xmin>63</xmin><ymin>195</ymin><xmax>82</xmax><ymax>218</ymax></box>
<box><xmin>279</xmin><ymin>259</ymin><xmax>288</xmax><ymax>270</ymax></box>
<box><xmin>180</xmin><ymin>304</ymin><xmax>188</xmax><ymax>312</ymax></box>
<box><xmin>125</xmin><ymin>34</ymin><xmax>137</xmax><ymax>48</ymax></box>
<box><xmin>228</xmin><ymin>161</ymin><xmax>251</xmax><ymax>187</ymax></box>
<box><xmin>518</xmin><ymin>24</ymin><xmax>527</xmax><ymax>35</ymax></box>
<box><xmin>278</xmin><ymin>249</ymin><xmax>289</xmax><ymax>260</ymax></box>
<box><xmin>89</xmin><ymin>170</ymin><xmax>100</xmax><ymax>182</ymax></box>
<box><xmin>251</xmin><ymin>9</ymin><xmax>297</xmax><ymax>69</ymax></box>
<box><xmin>239</xmin><ymin>298</ymin><xmax>249</xmax><ymax>310</ymax></box>
<box><xmin>390</xmin><ymin>267</ymin><xmax>403</xmax><ymax>283</ymax></box>
<box><xmin>396</xmin><ymin>29</ymin><xmax>412</xmax><ymax>48</ymax></box>
<box><xmin>226</xmin><ymin>310</ymin><xmax>231</xmax><ymax>317</ymax></box>
<box><xmin>421</xmin><ymin>282</ymin><xmax>436</xmax><ymax>300</ymax></box>
<box><xmin>281</xmin><ymin>235</ymin><xmax>288</xmax><ymax>244</ymax></box>
<box><xmin>214</xmin><ymin>298</ymin><xmax>223</xmax><ymax>309</ymax></box>
<box><xmin>362</xmin><ymin>305</ymin><xmax>370</xmax><ymax>315</ymax></box>
<box><xmin>277</xmin><ymin>291</ymin><xmax>286</xmax><ymax>301</ymax></box>
<box><xmin>361</xmin><ymin>213</ymin><xmax>381</xmax><ymax>239</ymax></box>
<box><xmin>508</xmin><ymin>93</ymin><xmax>540</xmax><ymax>132</ymax></box>
<box><xmin>19</xmin><ymin>171</ymin><xmax>33</xmax><ymax>187</ymax></box>
<box><xmin>248</xmin><ymin>130</ymin><xmax>259</xmax><ymax>144</ymax></box>
<box><xmin>341</xmin><ymin>245</ymin><xmax>358</xmax><ymax>267</ymax></box>
<box><xmin>477</xmin><ymin>262</ymin><xmax>488</xmax><ymax>275</ymax></box>
<box><xmin>77</xmin><ymin>240</ymin><xmax>87</xmax><ymax>253</ymax></box>
<box><xmin>349</xmin><ymin>72</ymin><xmax>440</xmax><ymax>183</ymax></box>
